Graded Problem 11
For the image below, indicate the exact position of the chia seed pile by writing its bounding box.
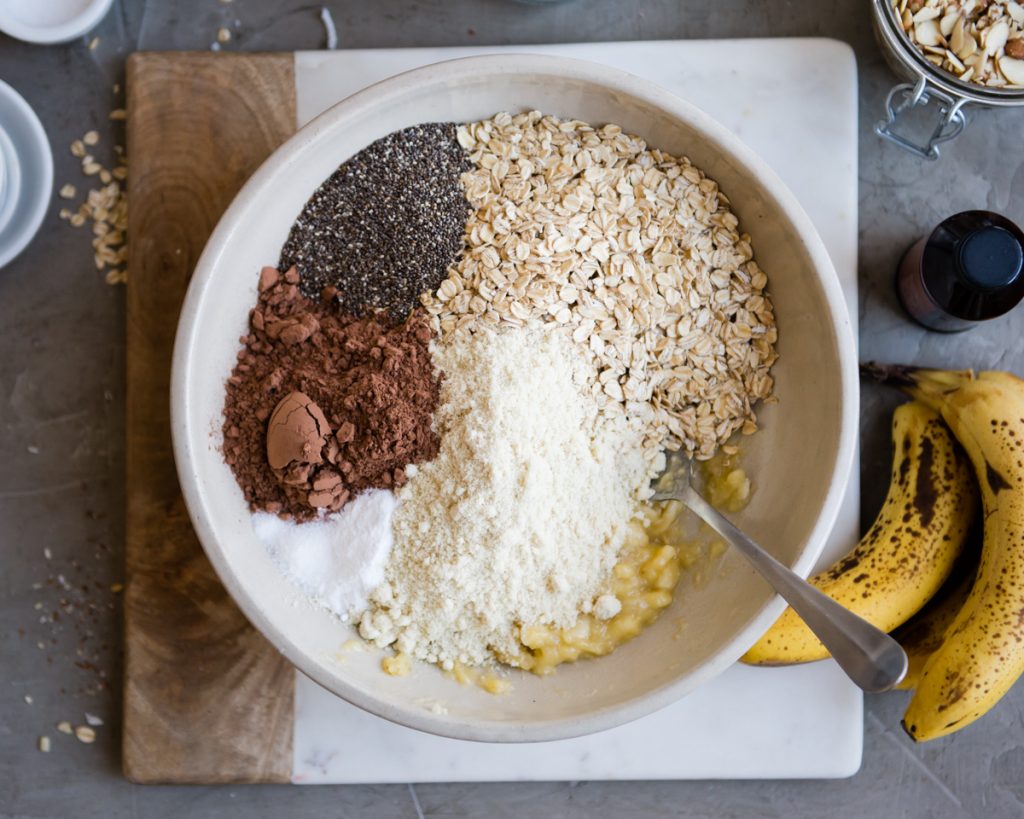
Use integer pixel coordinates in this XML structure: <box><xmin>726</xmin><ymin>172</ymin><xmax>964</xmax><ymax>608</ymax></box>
<box><xmin>279</xmin><ymin>123</ymin><xmax>472</xmax><ymax>319</ymax></box>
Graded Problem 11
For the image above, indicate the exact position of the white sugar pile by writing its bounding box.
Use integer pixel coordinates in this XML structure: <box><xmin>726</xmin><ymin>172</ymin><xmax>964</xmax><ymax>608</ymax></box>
<box><xmin>253</xmin><ymin>489</ymin><xmax>396</xmax><ymax>619</ymax></box>
<box><xmin>359</xmin><ymin>326</ymin><xmax>652</xmax><ymax>667</ymax></box>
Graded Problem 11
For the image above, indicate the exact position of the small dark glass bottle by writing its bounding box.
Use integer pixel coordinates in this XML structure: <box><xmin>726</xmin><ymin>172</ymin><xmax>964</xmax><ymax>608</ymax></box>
<box><xmin>896</xmin><ymin>210</ymin><xmax>1024</xmax><ymax>332</ymax></box>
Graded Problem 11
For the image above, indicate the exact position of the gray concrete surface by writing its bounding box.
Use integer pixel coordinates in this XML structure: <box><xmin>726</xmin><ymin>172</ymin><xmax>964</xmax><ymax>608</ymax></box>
<box><xmin>2</xmin><ymin>1</ymin><xmax>1023</xmax><ymax>817</ymax></box>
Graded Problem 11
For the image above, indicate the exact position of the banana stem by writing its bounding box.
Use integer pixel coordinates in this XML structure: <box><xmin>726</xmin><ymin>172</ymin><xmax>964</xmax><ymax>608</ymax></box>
<box><xmin>860</xmin><ymin>363</ymin><xmax>976</xmax><ymax>409</ymax></box>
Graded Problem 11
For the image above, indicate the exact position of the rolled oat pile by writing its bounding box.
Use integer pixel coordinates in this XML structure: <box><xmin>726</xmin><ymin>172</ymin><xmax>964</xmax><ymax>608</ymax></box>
<box><xmin>423</xmin><ymin>111</ymin><xmax>777</xmax><ymax>465</ymax></box>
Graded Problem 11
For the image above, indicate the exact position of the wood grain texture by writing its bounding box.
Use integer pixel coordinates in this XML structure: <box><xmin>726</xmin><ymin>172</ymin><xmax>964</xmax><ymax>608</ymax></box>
<box><xmin>124</xmin><ymin>52</ymin><xmax>297</xmax><ymax>784</ymax></box>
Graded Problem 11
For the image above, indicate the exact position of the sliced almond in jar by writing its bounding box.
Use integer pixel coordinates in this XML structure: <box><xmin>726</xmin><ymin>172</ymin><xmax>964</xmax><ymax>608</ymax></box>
<box><xmin>940</xmin><ymin>9</ymin><xmax>961</xmax><ymax>37</ymax></box>
<box><xmin>998</xmin><ymin>54</ymin><xmax>1024</xmax><ymax>83</ymax></box>
<box><xmin>983</xmin><ymin>19</ymin><xmax>1010</xmax><ymax>55</ymax></box>
<box><xmin>945</xmin><ymin>49</ymin><xmax>967</xmax><ymax>71</ymax></box>
<box><xmin>1009</xmin><ymin>1</ymin><xmax>1024</xmax><ymax>25</ymax></box>
<box><xmin>912</xmin><ymin>5</ymin><xmax>942</xmax><ymax>22</ymax></box>
<box><xmin>915</xmin><ymin>18</ymin><xmax>945</xmax><ymax>47</ymax></box>
<box><xmin>953</xmin><ymin>18</ymin><xmax>977</xmax><ymax>58</ymax></box>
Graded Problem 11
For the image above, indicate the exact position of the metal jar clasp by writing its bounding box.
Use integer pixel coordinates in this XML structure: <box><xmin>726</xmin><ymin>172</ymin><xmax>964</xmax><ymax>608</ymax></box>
<box><xmin>874</xmin><ymin>76</ymin><xmax>968</xmax><ymax>160</ymax></box>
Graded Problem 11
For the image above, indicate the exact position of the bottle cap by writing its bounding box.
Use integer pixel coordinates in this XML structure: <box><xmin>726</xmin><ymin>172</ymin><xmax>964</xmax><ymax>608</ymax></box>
<box><xmin>957</xmin><ymin>225</ymin><xmax>1024</xmax><ymax>291</ymax></box>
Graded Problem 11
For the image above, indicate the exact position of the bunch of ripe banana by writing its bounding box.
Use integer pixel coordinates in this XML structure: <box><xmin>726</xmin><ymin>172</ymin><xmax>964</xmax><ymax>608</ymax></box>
<box><xmin>743</xmin><ymin>366</ymin><xmax>1024</xmax><ymax>742</ymax></box>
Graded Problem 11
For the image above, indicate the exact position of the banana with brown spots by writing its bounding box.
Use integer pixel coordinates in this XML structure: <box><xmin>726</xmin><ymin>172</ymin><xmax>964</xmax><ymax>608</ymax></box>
<box><xmin>865</xmin><ymin>366</ymin><xmax>1024</xmax><ymax>742</ymax></box>
<box><xmin>892</xmin><ymin>528</ymin><xmax>981</xmax><ymax>691</ymax></box>
<box><xmin>742</xmin><ymin>400</ymin><xmax>977</xmax><ymax>666</ymax></box>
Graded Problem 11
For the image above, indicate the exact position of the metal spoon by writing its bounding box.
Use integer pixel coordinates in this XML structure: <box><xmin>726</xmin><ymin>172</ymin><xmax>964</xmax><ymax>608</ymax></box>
<box><xmin>652</xmin><ymin>463</ymin><xmax>908</xmax><ymax>693</ymax></box>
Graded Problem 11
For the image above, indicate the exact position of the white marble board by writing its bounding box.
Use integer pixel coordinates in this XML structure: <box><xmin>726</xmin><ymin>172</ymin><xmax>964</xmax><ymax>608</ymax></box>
<box><xmin>290</xmin><ymin>38</ymin><xmax>861</xmax><ymax>783</ymax></box>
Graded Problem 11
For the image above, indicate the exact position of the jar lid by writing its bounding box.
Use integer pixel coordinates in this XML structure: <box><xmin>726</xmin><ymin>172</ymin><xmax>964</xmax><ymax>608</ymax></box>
<box><xmin>957</xmin><ymin>225</ymin><xmax>1024</xmax><ymax>291</ymax></box>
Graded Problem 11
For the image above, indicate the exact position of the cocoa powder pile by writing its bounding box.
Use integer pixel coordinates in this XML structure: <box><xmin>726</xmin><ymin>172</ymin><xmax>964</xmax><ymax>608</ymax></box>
<box><xmin>222</xmin><ymin>266</ymin><xmax>441</xmax><ymax>520</ymax></box>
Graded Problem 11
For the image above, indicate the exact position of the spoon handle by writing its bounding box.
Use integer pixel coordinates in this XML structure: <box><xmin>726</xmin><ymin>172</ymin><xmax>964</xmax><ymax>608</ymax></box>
<box><xmin>680</xmin><ymin>485</ymin><xmax>908</xmax><ymax>693</ymax></box>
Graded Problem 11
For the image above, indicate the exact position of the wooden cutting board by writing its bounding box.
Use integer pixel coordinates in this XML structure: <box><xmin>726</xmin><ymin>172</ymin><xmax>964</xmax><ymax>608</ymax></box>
<box><xmin>123</xmin><ymin>52</ymin><xmax>298</xmax><ymax>784</ymax></box>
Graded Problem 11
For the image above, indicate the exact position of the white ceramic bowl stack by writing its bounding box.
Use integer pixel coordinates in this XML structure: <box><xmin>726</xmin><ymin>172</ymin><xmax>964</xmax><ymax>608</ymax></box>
<box><xmin>172</xmin><ymin>55</ymin><xmax>858</xmax><ymax>742</ymax></box>
<box><xmin>0</xmin><ymin>0</ymin><xmax>113</xmax><ymax>44</ymax></box>
<box><xmin>0</xmin><ymin>81</ymin><xmax>52</xmax><ymax>269</ymax></box>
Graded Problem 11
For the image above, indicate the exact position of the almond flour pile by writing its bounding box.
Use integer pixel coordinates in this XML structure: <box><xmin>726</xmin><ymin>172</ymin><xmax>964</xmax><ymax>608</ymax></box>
<box><xmin>228</xmin><ymin>111</ymin><xmax>779</xmax><ymax>677</ymax></box>
<box><xmin>359</xmin><ymin>326</ymin><xmax>649</xmax><ymax>668</ymax></box>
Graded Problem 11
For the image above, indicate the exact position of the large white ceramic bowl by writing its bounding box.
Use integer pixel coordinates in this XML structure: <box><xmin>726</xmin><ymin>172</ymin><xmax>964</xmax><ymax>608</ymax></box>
<box><xmin>172</xmin><ymin>55</ymin><xmax>858</xmax><ymax>743</ymax></box>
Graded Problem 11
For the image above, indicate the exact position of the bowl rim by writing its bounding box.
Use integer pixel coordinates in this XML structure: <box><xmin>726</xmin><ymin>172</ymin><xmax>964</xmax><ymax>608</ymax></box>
<box><xmin>171</xmin><ymin>53</ymin><xmax>859</xmax><ymax>743</ymax></box>
<box><xmin>0</xmin><ymin>0</ymin><xmax>114</xmax><ymax>44</ymax></box>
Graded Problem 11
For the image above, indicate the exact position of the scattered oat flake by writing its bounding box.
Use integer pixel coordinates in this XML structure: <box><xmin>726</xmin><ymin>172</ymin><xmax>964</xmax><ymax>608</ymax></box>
<box><xmin>70</xmin><ymin>140</ymin><xmax>85</xmax><ymax>157</ymax></box>
<box><xmin>38</xmin><ymin>736</ymin><xmax>51</xmax><ymax>753</ymax></box>
<box><xmin>88</xmin><ymin>37</ymin><xmax>100</xmax><ymax>50</ymax></box>
<box><xmin>109</xmin><ymin>109</ymin><xmax>126</xmax><ymax>121</ymax></box>
<box><xmin>74</xmin><ymin>725</ymin><xmax>96</xmax><ymax>744</ymax></box>
<box><xmin>57</xmin><ymin>721</ymin><xmax>73</xmax><ymax>734</ymax></box>
<box><xmin>83</xmin><ymin>130</ymin><xmax>99</xmax><ymax>146</ymax></box>
<box><xmin>24</xmin><ymin>695</ymin><xmax>33</xmax><ymax>704</ymax></box>
<box><xmin>44</xmin><ymin>548</ymin><xmax>52</xmax><ymax>560</ymax></box>
<box><xmin>27</xmin><ymin>444</ymin><xmax>40</xmax><ymax>454</ymax></box>
<box><xmin>217</xmin><ymin>27</ymin><xmax>232</xmax><ymax>43</ymax></box>
<box><xmin>59</xmin><ymin>184</ymin><xmax>77</xmax><ymax>199</ymax></box>
<box><xmin>83</xmin><ymin>162</ymin><xmax>102</xmax><ymax>176</ymax></box>
<box><xmin>84</xmin><ymin>713</ymin><xmax>103</xmax><ymax>727</ymax></box>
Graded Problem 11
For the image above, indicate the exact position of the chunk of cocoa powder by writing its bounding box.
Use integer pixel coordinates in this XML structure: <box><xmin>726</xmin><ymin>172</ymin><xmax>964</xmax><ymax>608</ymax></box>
<box><xmin>222</xmin><ymin>266</ymin><xmax>441</xmax><ymax>520</ymax></box>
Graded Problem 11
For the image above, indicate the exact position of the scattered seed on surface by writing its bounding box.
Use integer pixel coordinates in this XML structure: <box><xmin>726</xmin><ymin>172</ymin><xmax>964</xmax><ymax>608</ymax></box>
<box><xmin>56</xmin><ymin>721</ymin><xmax>72</xmax><ymax>735</ymax></box>
<box><xmin>38</xmin><ymin>736</ymin><xmax>51</xmax><ymax>753</ymax></box>
<box><xmin>217</xmin><ymin>27</ymin><xmax>232</xmax><ymax>43</ymax></box>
